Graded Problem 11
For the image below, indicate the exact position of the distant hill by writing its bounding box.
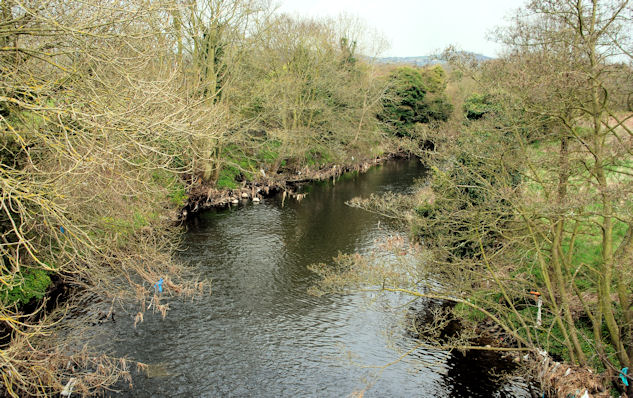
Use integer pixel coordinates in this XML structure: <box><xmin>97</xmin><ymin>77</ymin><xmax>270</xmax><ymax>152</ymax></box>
<box><xmin>379</xmin><ymin>53</ymin><xmax>492</xmax><ymax>66</ymax></box>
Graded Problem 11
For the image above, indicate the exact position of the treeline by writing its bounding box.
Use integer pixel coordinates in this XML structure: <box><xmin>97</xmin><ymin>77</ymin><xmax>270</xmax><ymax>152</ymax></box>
<box><xmin>313</xmin><ymin>0</ymin><xmax>633</xmax><ymax>396</ymax></box>
<box><xmin>0</xmin><ymin>0</ymin><xmax>451</xmax><ymax>395</ymax></box>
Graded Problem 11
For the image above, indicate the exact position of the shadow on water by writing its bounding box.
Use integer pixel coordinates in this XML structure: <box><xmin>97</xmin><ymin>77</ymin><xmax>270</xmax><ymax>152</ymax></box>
<box><xmin>101</xmin><ymin>158</ymin><xmax>531</xmax><ymax>397</ymax></box>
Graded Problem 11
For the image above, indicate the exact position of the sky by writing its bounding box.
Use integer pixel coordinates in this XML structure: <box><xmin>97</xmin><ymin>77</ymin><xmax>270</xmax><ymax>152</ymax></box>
<box><xmin>276</xmin><ymin>0</ymin><xmax>527</xmax><ymax>57</ymax></box>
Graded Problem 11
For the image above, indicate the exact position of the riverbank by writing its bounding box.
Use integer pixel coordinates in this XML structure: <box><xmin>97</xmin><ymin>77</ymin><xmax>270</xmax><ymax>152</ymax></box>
<box><xmin>182</xmin><ymin>153</ymin><xmax>410</xmax><ymax>217</ymax></box>
<box><xmin>410</xmin><ymin>301</ymin><xmax>608</xmax><ymax>398</ymax></box>
<box><xmin>104</xmin><ymin>157</ymin><xmax>533</xmax><ymax>397</ymax></box>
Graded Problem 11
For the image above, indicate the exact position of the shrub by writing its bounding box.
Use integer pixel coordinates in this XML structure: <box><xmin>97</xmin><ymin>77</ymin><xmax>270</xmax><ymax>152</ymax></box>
<box><xmin>380</xmin><ymin>66</ymin><xmax>453</xmax><ymax>136</ymax></box>
<box><xmin>3</xmin><ymin>269</ymin><xmax>52</xmax><ymax>306</ymax></box>
<box><xmin>463</xmin><ymin>93</ymin><xmax>500</xmax><ymax>120</ymax></box>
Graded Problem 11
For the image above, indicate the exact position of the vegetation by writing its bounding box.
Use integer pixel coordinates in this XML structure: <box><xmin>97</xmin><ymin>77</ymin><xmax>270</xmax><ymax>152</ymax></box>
<box><xmin>2</xmin><ymin>269</ymin><xmax>51</xmax><ymax>306</ymax></box>
<box><xmin>379</xmin><ymin>65</ymin><xmax>453</xmax><ymax>137</ymax></box>
<box><xmin>0</xmin><ymin>0</ymin><xmax>219</xmax><ymax>395</ymax></box>
<box><xmin>447</xmin><ymin>2</ymin><xmax>633</xmax><ymax>386</ymax></box>
<box><xmin>462</xmin><ymin>93</ymin><xmax>500</xmax><ymax>120</ymax></box>
<box><xmin>0</xmin><ymin>0</ymin><xmax>451</xmax><ymax>396</ymax></box>
<box><xmin>7</xmin><ymin>0</ymin><xmax>631</xmax><ymax>396</ymax></box>
<box><xmin>312</xmin><ymin>0</ymin><xmax>633</xmax><ymax>396</ymax></box>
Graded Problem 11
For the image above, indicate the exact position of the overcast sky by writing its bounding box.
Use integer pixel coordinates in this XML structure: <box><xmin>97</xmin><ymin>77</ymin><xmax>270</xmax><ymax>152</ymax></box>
<box><xmin>276</xmin><ymin>0</ymin><xmax>527</xmax><ymax>57</ymax></box>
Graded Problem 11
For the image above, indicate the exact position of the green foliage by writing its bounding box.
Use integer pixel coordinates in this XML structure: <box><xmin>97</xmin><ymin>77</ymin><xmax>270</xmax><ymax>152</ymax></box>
<box><xmin>256</xmin><ymin>140</ymin><xmax>282</xmax><ymax>163</ymax></box>
<box><xmin>381</xmin><ymin>67</ymin><xmax>426</xmax><ymax>136</ymax></box>
<box><xmin>412</xmin><ymin>129</ymin><xmax>522</xmax><ymax>257</ymax></box>
<box><xmin>426</xmin><ymin>96</ymin><xmax>454</xmax><ymax>123</ymax></box>
<box><xmin>380</xmin><ymin>66</ymin><xmax>453</xmax><ymax>136</ymax></box>
<box><xmin>169</xmin><ymin>186</ymin><xmax>188</xmax><ymax>207</ymax></box>
<box><xmin>419</xmin><ymin>65</ymin><xmax>448</xmax><ymax>93</ymax></box>
<box><xmin>101</xmin><ymin>210</ymin><xmax>153</xmax><ymax>238</ymax></box>
<box><xmin>463</xmin><ymin>93</ymin><xmax>500</xmax><ymax>120</ymax></box>
<box><xmin>447</xmin><ymin>132</ymin><xmax>521</xmax><ymax>203</ymax></box>
<box><xmin>453</xmin><ymin>302</ymin><xmax>488</xmax><ymax>322</ymax></box>
<box><xmin>215</xmin><ymin>144</ymin><xmax>259</xmax><ymax>188</ymax></box>
<box><xmin>305</xmin><ymin>147</ymin><xmax>332</xmax><ymax>167</ymax></box>
<box><xmin>2</xmin><ymin>269</ymin><xmax>52</xmax><ymax>306</ymax></box>
<box><xmin>339</xmin><ymin>37</ymin><xmax>357</xmax><ymax>67</ymax></box>
<box><xmin>222</xmin><ymin>15</ymin><xmax>391</xmax><ymax>175</ymax></box>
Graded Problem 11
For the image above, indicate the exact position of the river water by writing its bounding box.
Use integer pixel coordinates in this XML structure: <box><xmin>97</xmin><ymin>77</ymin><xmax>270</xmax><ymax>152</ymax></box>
<box><xmin>105</xmin><ymin>158</ymin><xmax>531</xmax><ymax>397</ymax></box>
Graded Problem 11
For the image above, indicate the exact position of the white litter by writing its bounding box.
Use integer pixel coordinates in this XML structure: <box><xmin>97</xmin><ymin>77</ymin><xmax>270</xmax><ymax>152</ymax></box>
<box><xmin>61</xmin><ymin>378</ymin><xmax>77</xmax><ymax>396</ymax></box>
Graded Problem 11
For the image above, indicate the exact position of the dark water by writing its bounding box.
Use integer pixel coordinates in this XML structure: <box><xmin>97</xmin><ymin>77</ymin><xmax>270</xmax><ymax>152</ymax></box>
<box><xmin>106</xmin><ymin>159</ymin><xmax>530</xmax><ymax>397</ymax></box>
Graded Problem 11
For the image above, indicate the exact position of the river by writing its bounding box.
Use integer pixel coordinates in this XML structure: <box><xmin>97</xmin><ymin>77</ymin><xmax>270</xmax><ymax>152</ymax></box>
<box><xmin>104</xmin><ymin>158</ymin><xmax>531</xmax><ymax>397</ymax></box>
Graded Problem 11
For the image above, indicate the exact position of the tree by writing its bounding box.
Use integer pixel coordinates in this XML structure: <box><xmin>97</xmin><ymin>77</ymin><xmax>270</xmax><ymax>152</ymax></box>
<box><xmin>168</xmin><ymin>0</ymin><xmax>271</xmax><ymax>182</ymax></box>
<box><xmin>379</xmin><ymin>65</ymin><xmax>453</xmax><ymax>137</ymax></box>
<box><xmin>437</xmin><ymin>0</ymin><xmax>633</xmax><ymax>392</ymax></box>
<box><xmin>313</xmin><ymin>0</ymin><xmax>633</xmax><ymax>395</ymax></box>
<box><xmin>228</xmin><ymin>14</ymin><xmax>387</xmax><ymax>175</ymax></box>
<box><xmin>492</xmin><ymin>0</ymin><xmax>633</xmax><ymax>376</ymax></box>
<box><xmin>0</xmin><ymin>1</ymin><xmax>209</xmax><ymax>395</ymax></box>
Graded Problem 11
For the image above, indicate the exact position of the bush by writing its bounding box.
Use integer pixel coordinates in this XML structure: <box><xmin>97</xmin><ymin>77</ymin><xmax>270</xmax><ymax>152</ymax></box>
<box><xmin>411</xmin><ymin>129</ymin><xmax>522</xmax><ymax>257</ymax></box>
<box><xmin>380</xmin><ymin>66</ymin><xmax>453</xmax><ymax>136</ymax></box>
<box><xmin>2</xmin><ymin>269</ymin><xmax>51</xmax><ymax>306</ymax></box>
<box><xmin>426</xmin><ymin>96</ymin><xmax>453</xmax><ymax>122</ymax></box>
<box><xmin>463</xmin><ymin>93</ymin><xmax>500</xmax><ymax>120</ymax></box>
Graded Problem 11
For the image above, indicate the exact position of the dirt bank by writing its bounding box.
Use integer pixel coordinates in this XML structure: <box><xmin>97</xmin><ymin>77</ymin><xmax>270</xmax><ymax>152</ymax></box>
<box><xmin>182</xmin><ymin>153</ymin><xmax>409</xmax><ymax>217</ymax></box>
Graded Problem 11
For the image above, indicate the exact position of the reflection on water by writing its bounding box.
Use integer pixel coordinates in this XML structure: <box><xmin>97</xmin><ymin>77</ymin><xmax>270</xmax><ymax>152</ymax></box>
<box><xmin>104</xmin><ymin>159</ymin><xmax>530</xmax><ymax>397</ymax></box>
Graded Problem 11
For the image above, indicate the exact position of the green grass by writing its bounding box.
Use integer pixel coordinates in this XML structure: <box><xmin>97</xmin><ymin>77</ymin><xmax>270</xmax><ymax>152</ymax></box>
<box><xmin>151</xmin><ymin>169</ymin><xmax>188</xmax><ymax>206</ymax></box>
<box><xmin>305</xmin><ymin>147</ymin><xmax>333</xmax><ymax>167</ymax></box>
<box><xmin>168</xmin><ymin>186</ymin><xmax>188</xmax><ymax>206</ymax></box>
<box><xmin>216</xmin><ymin>167</ymin><xmax>240</xmax><ymax>189</ymax></box>
<box><xmin>99</xmin><ymin>209</ymin><xmax>159</xmax><ymax>246</ymax></box>
<box><xmin>453</xmin><ymin>302</ymin><xmax>488</xmax><ymax>322</ymax></box>
<box><xmin>215</xmin><ymin>145</ymin><xmax>258</xmax><ymax>189</ymax></box>
<box><xmin>257</xmin><ymin>140</ymin><xmax>282</xmax><ymax>163</ymax></box>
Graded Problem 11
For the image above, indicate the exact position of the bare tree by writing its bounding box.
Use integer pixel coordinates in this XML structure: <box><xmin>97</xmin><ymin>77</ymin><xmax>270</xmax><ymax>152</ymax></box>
<box><xmin>312</xmin><ymin>1</ymin><xmax>633</xmax><ymax>396</ymax></box>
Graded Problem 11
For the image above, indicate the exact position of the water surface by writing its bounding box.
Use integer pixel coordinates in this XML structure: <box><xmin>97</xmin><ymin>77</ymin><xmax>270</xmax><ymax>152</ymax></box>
<box><xmin>106</xmin><ymin>159</ymin><xmax>530</xmax><ymax>397</ymax></box>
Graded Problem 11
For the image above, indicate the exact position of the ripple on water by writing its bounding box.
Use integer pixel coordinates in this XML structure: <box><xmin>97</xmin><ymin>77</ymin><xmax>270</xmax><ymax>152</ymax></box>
<box><xmin>101</xmin><ymin>159</ymin><xmax>531</xmax><ymax>398</ymax></box>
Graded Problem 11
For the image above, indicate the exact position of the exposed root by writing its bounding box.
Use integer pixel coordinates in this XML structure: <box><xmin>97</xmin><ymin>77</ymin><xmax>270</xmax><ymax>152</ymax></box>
<box><xmin>184</xmin><ymin>153</ymin><xmax>410</xmax><ymax>215</ymax></box>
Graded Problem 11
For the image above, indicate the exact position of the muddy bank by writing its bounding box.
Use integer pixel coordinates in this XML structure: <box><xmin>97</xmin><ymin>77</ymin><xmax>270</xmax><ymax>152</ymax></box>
<box><xmin>182</xmin><ymin>153</ymin><xmax>409</xmax><ymax>217</ymax></box>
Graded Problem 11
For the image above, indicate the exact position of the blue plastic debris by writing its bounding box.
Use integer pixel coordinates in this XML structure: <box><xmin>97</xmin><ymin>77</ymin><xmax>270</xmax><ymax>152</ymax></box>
<box><xmin>620</xmin><ymin>367</ymin><xmax>629</xmax><ymax>386</ymax></box>
<box><xmin>154</xmin><ymin>278</ymin><xmax>164</xmax><ymax>294</ymax></box>
<box><xmin>60</xmin><ymin>226</ymin><xmax>65</xmax><ymax>234</ymax></box>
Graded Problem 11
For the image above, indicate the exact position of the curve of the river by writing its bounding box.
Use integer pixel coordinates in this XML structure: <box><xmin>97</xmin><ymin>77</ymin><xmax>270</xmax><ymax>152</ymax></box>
<box><xmin>105</xmin><ymin>158</ymin><xmax>531</xmax><ymax>397</ymax></box>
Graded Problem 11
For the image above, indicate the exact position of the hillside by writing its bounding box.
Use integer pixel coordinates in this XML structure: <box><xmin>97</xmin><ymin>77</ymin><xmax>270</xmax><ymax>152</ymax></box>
<box><xmin>379</xmin><ymin>53</ymin><xmax>492</xmax><ymax>66</ymax></box>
